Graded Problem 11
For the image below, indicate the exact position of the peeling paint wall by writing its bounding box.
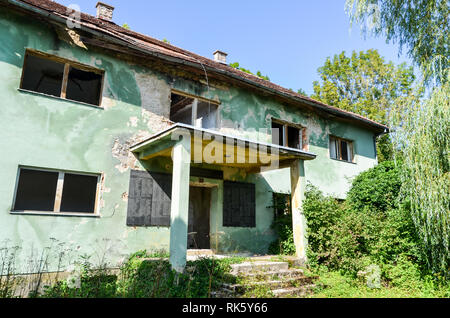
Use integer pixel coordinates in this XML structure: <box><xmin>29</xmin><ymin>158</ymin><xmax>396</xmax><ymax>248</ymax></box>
<box><xmin>0</xmin><ymin>9</ymin><xmax>378</xmax><ymax>272</ymax></box>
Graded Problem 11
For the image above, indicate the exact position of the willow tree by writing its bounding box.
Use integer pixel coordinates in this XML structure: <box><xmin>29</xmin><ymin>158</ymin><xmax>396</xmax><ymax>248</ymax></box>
<box><xmin>389</xmin><ymin>77</ymin><xmax>449</xmax><ymax>277</ymax></box>
<box><xmin>345</xmin><ymin>0</ymin><xmax>449</xmax><ymax>86</ymax></box>
<box><xmin>345</xmin><ymin>0</ymin><xmax>450</xmax><ymax>278</ymax></box>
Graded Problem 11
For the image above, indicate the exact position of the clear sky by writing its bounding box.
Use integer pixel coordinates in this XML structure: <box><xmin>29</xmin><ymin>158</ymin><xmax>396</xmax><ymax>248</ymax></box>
<box><xmin>57</xmin><ymin>0</ymin><xmax>412</xmax><ymax>95</ymax></box>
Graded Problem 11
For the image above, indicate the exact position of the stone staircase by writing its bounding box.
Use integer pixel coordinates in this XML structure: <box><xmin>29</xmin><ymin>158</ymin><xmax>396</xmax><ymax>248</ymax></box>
<box><xmin>213</xmin><ymin>260</ymin><xmax>318</xmax><ymax>298</ymax></box>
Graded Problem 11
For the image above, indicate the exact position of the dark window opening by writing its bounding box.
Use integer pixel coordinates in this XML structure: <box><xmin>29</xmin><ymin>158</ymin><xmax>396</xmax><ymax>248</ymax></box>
<box><xmin>287</xmin><ymin>126</ymin><xmax>300</xmax><ymax>149</ymax></box>
<box><xmin>170</xmin><ymin>93</ymin><xmax>194</xmax><ymax>124</ymax></box>
<box><xmin>20</xmin><ymin>51</ymin><xmax>103</xmax><ymax>106</ymax></box>
<box><xmin>21</xmin><ymin>54</ymin><xmax>64</xmax><ymax>97</ymax></box>
<box><xmin>13</xmin><ymin>169</ymin><xmax>58</xmax><ymax>211</ymax></box>
<box><xmin>272</xmin><ymin>192</ymin><xmax>291</xmax><ymax>219</ymax></box>
<box><xmin>271</xmin><ymin>121</ymin><xmax>284</xmax><ymax>146</ymax></box>
<box><xmin>60</xmin><ymin>173</ymin><xmax>98</xmax><ymax>213</ymax></box>
<box><xmin>66</xmin><ymin>66</ymin><xmax>103</xmax><ymax>105</ymax></box>
<box><xmin>340</xmin><ymin>140</ymin><xmax>349</xmax><ymax>161</ymax></box>
<box><xmin>271</xmin><ymin>119</ymin><xmax>305</xmax><ymax>150</ymax></box>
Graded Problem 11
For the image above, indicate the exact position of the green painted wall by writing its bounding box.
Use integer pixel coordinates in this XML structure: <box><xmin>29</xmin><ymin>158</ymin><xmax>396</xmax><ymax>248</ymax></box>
<box><xmin>0</xmin><ymin>9</ymin><xmax>378</xmax><ymax>272</ymax></box>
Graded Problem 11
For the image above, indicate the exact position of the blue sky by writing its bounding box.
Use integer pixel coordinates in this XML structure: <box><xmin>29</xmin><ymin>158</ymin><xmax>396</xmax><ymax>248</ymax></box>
<box><xmin>57</xmin><ymin>0</ymin><xmax>412</xmax><ymax>95</ymax></box>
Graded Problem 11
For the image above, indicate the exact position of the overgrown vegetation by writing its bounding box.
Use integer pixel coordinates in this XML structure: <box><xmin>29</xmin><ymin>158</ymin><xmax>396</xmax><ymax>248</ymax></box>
<box><xmin>38</xmin><ymin>251</ymin><xmax>244</xmax><ymax>298</ymax></box>
<box><xmin>268</xmin><ymin>192</ymin><xmax>295</xmax><ymax>255</ymax></box>
<box><xmin>301</xmin><ymin>161</ymin><xmax>449</xmax><ymax>296</ymax></box>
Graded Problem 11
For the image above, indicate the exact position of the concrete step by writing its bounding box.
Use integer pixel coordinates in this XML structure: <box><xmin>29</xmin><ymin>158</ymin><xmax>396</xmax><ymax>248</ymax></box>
<box><xmin>239</xmin><ymin>268</ymin><xmax>305</xmax><ymax>280</ymax></box>
<box><xmin>230</xmin><ymin>261</ymin><xmax>289</xmax><ymax>275</ymax></box>
<box><xmin>272</xmin><ymin>284</ymin><xmax>316</xmax><ymax>298</ymax></box>
<box><xmin>226</xmin><ymin>276</ymin><xmax>317</xmax><ymax>292</ymax></box>
<box><xmin>186</xmin><ymin>249</ymin><xmax>215</xmax><ymax>257</ymax></box>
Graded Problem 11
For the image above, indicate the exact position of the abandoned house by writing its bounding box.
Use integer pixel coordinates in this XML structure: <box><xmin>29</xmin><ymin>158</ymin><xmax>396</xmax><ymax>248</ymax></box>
<box><xmin>0</xmin><ymin>0</ymin><xmax>388</xmax><ymax>272</ymax></box>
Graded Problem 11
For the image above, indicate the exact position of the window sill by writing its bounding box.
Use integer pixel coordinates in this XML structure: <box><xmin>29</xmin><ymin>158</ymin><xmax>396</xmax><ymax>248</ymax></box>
<box><xmin>17</xmin><ymin>88</ymin><xmax>103</xmax><ymax>110</ymax></box>
<box><xmin>10</xmin><ymin>211</ymin><xmax>100</xmax><ymax>218</ymax></box>
<box><xmin>330</xmin><ymin>158</ymin><xmax>357</xmax><ymax>165</ymax></box>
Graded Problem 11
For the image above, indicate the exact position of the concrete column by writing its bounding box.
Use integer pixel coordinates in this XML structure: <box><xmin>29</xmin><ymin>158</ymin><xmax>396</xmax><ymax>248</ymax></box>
<box><xmin>290</xmin><ymin>159</ymin><xmax>307</xmax><ymax>263</ymax></box>
<box><xmin>169</xmin><ymin>133</ymin><xmax>191</xmax><ymax>272</ymax></box>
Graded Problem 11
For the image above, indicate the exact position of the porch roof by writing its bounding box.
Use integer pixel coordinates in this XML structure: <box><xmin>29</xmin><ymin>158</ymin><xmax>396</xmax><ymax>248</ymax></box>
<box><xmin>130</xmin><ymin>124</ymin><xmax>316</xmax><ymax>172</ymax></box>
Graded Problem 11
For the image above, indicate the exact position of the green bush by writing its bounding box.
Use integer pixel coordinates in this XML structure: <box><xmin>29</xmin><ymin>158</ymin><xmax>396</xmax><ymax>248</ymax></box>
<box><xmin>347</xmin><ymin>160</ymin><xmax>402</xmax><ymax>212</ymax></box>
<box><xmin>303</xmin><ymin>162</ymin><xmax>423</xmax><ymax>279</ymax></box>
<box><xmin>268</xmin><ymin>193</ymin><xmax>296</xmax><ymax>255</ymax></box>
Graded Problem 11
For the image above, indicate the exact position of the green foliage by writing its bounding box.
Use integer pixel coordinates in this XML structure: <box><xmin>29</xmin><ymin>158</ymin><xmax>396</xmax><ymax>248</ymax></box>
<box><xmin>312</xmin><ymin>49</ymin><xmax>415</xmax><ymax>125</ymax></box>
<box><xmin>390</xmin><ymin>75</ymin><xmax>450</xmax><ymax>278</ymax></box>
<box><xmin>303</xmin><ymin>164</ymin><xmax>422</xmax><ymax>276</ymax></box>
<box><xmin>311</xmin><ymin>49</ymin><xmax>416</xmax><ymax>161</ymax></box>
<box><xmin>268</xmin><ymin>193</ymin><xmax>296</xmax><ymax>255</ymax></box>
<box><xmin>40</xmin><ymin>251</ymin><xmax>244</xmax><ymax>298</ymax></box>
<box><xmin>346</xmin><ymin>0</ymin><xmax>449</xmax><ymax>86</ymax></box>
<box><xmin>346</xmin><ymin>160</ymin><xmax>402</xmax><ymax>212</ymax></box>
<box><xmin>229</xmin><ymin>62</ymin><xmax>270</xmax><ymax>81</ymax></box>
<box><xmin>121</xmin><ymin>23</ymin><xmax>130</xmax><ymax>30</ymax></box>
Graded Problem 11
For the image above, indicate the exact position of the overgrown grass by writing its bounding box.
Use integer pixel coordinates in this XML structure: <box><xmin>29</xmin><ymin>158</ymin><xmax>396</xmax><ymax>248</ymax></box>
<box><xmin>39</xmin><ymin>250</ymin><xmax>246</xmax><ymax>298</ymax></box>
<box><xmin>305</xmin><ymin>267</ymin><xmax>450</xmax><ymax>298</ymax></box>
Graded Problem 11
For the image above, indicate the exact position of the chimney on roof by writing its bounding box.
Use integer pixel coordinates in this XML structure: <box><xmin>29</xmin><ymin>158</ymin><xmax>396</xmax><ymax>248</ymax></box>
<box><xmin>96</xmin><ymin>2</ymin><xmax>114</xmax><ymax>21</ymax></box>
<box><xmin>213</xmin><ymin>50</ymin><xmax>228</xmax><ymax>64</ymax></box>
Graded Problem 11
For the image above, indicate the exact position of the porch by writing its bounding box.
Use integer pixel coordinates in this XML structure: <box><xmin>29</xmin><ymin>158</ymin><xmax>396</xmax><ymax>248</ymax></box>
<box><xmin>130</xmin><ymin>123</ymin><xmax>316</xmax><ymax>272</ymax></box>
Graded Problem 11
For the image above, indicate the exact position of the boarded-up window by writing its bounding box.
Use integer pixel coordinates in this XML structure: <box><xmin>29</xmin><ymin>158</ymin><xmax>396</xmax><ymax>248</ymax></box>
<box><xmin>20</xmin><ymin>50</ymin><xmax>104</xmax><ymax>106</ymax></box>
<box><xmin>223</xmin><ymin>181</ymin><xmax>256</xmax><ymax>227</ymax></box>
<box><xmin>126</xmin><ymin>170</ymin><xmax>172</xmax><ymax>227</ymax></box>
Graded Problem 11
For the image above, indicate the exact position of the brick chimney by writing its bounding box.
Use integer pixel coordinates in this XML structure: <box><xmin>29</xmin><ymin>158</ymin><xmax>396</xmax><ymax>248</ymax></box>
<box><xmin>213</xmin><ymin>50</ymin><xmax>228</xmax><ymax>64</ymax></box>
<box><xmin>96</xmin><ymin>2</ymin><xmax>114</xmax><ymax>21</ymax></box>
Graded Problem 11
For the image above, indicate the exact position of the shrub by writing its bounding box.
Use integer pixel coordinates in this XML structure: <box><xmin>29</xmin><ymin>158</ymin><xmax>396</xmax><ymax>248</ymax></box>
<box><xmin>268</xmin><ymin>193</ymin><xmax>296</xmax><ymax>255</ymax></box>
<box><xmin>346</xmin><ymin>160</ymin><xmax>402</xmax><ymax>212</ymax></box>
<box><xmin>302</xmin><ymin>184</ymin><xmax>345</xmax><ymax>267</ymax></box>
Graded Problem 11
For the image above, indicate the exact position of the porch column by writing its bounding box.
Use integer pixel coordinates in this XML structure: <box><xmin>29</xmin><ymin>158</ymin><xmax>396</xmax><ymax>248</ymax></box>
<box><xmin>169</xmin><ymin>133</ymin><xmax>191</xmax><ymax>272</ymax></box>
<box><xmin>290</xmin><ymin>159</ymin><xmax>307</xmax><ymax>263</ymax></box>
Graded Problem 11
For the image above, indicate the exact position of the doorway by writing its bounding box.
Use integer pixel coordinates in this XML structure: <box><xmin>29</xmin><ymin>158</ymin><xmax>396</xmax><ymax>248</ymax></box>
<box><xmin>187</xmin><ymin>186</ymin><xmax>211</xmax><ymax>249</ymax></box>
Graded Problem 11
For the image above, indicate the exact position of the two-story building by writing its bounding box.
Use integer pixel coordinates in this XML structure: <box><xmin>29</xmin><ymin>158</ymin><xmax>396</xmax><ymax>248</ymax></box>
<box><xmin>0</xmin><ymin>0</ymin><xmax>388</xmax><ymax>272</ymax></box>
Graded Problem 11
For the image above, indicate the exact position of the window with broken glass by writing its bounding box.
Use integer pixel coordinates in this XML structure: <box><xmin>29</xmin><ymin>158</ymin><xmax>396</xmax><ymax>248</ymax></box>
<box><xmin>169</xmin><ymin>91</ymin><xmax>219</xmax><ymax>129</ymax></box>
<box><xmin>271</xmin><ymin>119</ymin><xmax>307</xmax><ymax>151</ymax></box>
<box><xmin>329</xmin><ymin>136</ymin><xmax>354</xmax><ymax>163</ymax></box>
<box><xmin>20</xmin><ymin>50</ymin><xmax>104</xmax><ymax>106</ymax></box>
<box><xmin>12</xmin><ymin>167</ymin><xmax>101</xmax><ymax>215</ymax></box>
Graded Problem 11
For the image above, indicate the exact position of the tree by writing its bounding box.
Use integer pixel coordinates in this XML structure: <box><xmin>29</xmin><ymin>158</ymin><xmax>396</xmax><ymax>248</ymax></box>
<box><xmin>345</xmin><ymin>0</ymin><xmax>449</xmax><ymax>86</ymax></box>
<box><xmin>346</xmin><ymin>1</ymin><xmax>449</xmax><ymax>279</ymax></box>
<box><xmin>390</xmin><ymin>75</ymin><xmax>449</xmax><ymax>278</ymax></box>
<box><xmin>311</xmin><ymin>49</ymin><xmax>416</xmax><ymax>161</ymax></box>
<box><xmin>229</xmin><ymin>62</ymin><xmax>270</xmax><ymax>81</ymax></box>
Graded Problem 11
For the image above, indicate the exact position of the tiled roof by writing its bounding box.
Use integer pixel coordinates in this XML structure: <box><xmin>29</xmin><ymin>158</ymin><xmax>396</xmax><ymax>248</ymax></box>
<box><xmin>7</xmin><ymin>0</ymin><xmax>388</xmax><ymax>133</ymax></box>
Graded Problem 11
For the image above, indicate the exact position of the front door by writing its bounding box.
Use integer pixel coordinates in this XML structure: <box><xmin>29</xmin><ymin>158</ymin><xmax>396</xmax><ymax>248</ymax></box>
<box><xmin>187</xmin><ymin>186</ymin><xmax>211</xmax><ymax>249</ymax></box>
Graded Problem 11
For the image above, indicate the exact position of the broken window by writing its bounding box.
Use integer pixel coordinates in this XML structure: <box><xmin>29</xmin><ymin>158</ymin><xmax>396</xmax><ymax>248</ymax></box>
<box><xmin>169</xmin><ymin>92</ymin><xmax>218</xmax><ymax>129</ymax></box>
<box><xmin>21</xmin><ymin>54</ymin><xmax>65</xmax><ymax>98</ymax></box>
<box><xmin>329</xmin><ymin>136</ymin><xmax>354</xmax><ymax>162</ymax></box>
<box><xmin>271</xmin><ymin>119</ymin><xmax>307</xmax><ymax>150</ymax></box>
<box><xmin>12</xmin><ymin>167</ymin><xmax>100</xmax><ymax>215</ymax></box>
<box><xmin>20</xmin><ymin>50</ymin><xmax>104</xmax><ymax>106</ymax></box>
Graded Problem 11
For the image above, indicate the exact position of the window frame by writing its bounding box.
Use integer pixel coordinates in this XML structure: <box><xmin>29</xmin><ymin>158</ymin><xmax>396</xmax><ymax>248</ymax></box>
<box><xmin>10</xmin><ymin>166</ymin><xmax>102</xmax><ymax>217</ymax></box>
<box><xmin>170</xmin><ymin>89</ymin><xmax>220</xmax><ymax>129</ymax></box>
<box><xmin>329</xmin><ymin>135</ymin><xmax>355</xmax><ymax>163</ymax></box>
<box><xmin>19</xmin><ymin>49</ymin><xmax>105</xmax><ymax>107</ymax></box>
<box><xmin>271</xmin><ymin>118</ymin><xmax>308</xmax><ymax>151</ymax></box>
